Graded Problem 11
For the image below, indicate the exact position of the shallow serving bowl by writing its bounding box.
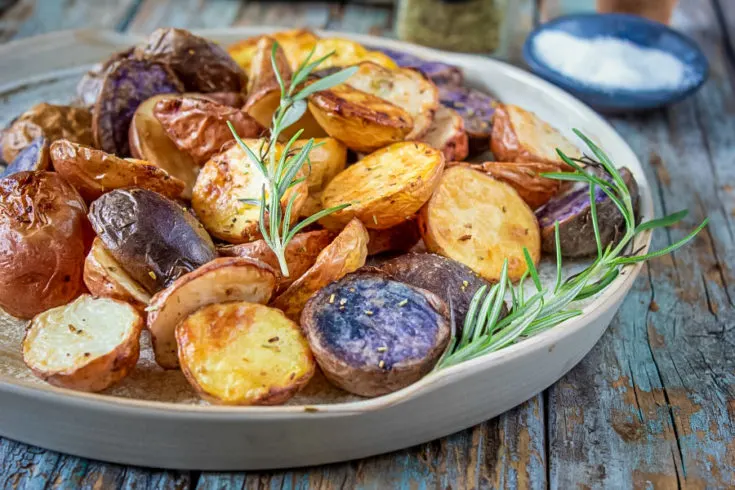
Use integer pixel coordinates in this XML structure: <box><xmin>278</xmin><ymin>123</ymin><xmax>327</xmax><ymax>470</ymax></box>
<box><xmin>0</xmin><ymin>27</ymin><xmax>652</xmax><ymax>470</ymax></box>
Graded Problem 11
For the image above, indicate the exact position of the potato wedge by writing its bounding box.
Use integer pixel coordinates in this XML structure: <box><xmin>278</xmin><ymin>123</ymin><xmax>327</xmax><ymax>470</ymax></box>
<box><xmin>83</xmin><ymin>238</ymin><xmax>151</xmax><ymax>312</ymax></box>
<box><xmin>228</xmin><ymin>29</ymin><xmax>319</xmax><ymax>73</ymax></box>
<box><xmin>420</xmin><ymin>104</ymin><xmax>469</xmax><ymax>162</ymax></box>
<box><xmin>346</xmin><ymin>62</ymin><xmax>439</xmax><ymax>140</ymax></box>
<box><xmin>177</xmin><ymin>301</ymin><xmax>315</xmax><ymax>405</ymax></box>
<box><xmin>297</xmin><ymin>137</ymin><xmax>347</xmax><ymax>193</ymax></box>
<box><xmin>320</xmin><ymin>142</ymin><xmax>444</xmax><ymax>230</ymax></box>
<box><xmin>218</xmin><ymin>229</ymin><xmax>334</xmax><ymax>293</ymax></box>
<box><xmin>129</xmin><ymin>94</ymin><xmax>199</xmax><ymax>199</ymax></box>
<box><xmin>271</xmin><ymin>218</ymin><xmax>368</xmax><ymax>321</ymax></box>
<box><xmin>367</xmin><ymin>217</ymin><xmax>421</xmax><ymax>256</ymax></box>
<box><xmin>292</xmin><ymin>38</ymin><xmax>398</xmax><ymax>71</ymax></box>
<box><xmin>491</xmin><ymin>104</ymin><xmax>581</xmax><ymax>168</ymax></box>
<box><xmin>50</xmin><ymin>140</ymin><xmax>185</xmax><ymax>201</ymax></box>
<box><xmin>308</xmin><ymin>83</ymin><xmax>413</xmax><ymax>153</ymax></box>
<box><xmin>192</xmin><ymin>139</ymin><xmax>308</xmax><ymax>243</ymax></box>
<box><xmin>147</xmin><ymin>257</ymin><xmax>277</xmax><ymax>369</ymax></box>
<box><xmin>22</xmin><ymin>295</ymin><xmax>143</xmax><ymax>392</ymax></box>
<box><xmin>419</xmin><ymin>166</ymin><xmax>540</xmax><ymax>282</ymax></box>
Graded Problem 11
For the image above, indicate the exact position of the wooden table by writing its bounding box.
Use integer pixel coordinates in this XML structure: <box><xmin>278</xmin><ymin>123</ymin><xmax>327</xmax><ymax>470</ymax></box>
<box><xmin>0</xmin><ymin>0</ymin><xmax>733</xmax><ymax>488</ymax></box>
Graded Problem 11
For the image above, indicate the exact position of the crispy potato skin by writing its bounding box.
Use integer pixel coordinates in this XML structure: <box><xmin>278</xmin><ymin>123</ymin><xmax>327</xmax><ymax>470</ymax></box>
<box><xmin>218</xmin><ymin>229</ymin><xmax>335</xmax><ymax>292</ymax></box>
<box><xmin>129</xmin><ymin>94</ymin><xmax>199</xmax><ymax>199</ymax></box>
<box><xmin>321</xmin><ymin>142</ymin><xmax>444</xmax><ymax>230</ymax></box>
<box><xmin>147</xmin><ymin>257</ymin><xmax>277</xmax><ymax>369</ymax></box>
<box><xmin>301</xmin><ymin>272</ymin><xmax>450</xmax><ymax>397</ymax></box>
<box><xmin>83</xmin><ymin>238</ymin><xmax>151</xmax><ymax>312</ymax></box>
<box><xmin>0</xmin><ymin>172</ymin><xmax>89</xmax><ymax>319</ymax></box>
<box><xmin>50</xmin><ymin>140</ymin><xmax>185</xmax><ymax>201</ymax></box>
<box><xmin>490</xmin><ymin>104</ymin><xmax>581</xmax><ymax>169</ymax></box>
<box><xmin>153</xmin><ymin>96</ymin><xmax>264</xmax><ymax>165</ymax></box>
<box><xmin>420</xmin><ymin>105</ymin><xmax>469</xmax><ymax>162</ymax></box>
<box><xmin>22</xmin><ymin>295</ymin><xmax>143</xmax><ymax>392</ymax></box>
<box><xmin>308</xmin><ymin>84</ymin><xmax>413</xmax><ymax>153</ymax></box>
<box><xmin>192</xmin><ymin>140</ymin><xmax>308</xmax><ymax>243</ymax></box>
<box><xmin>177</xmin><ymin>301</ymin><xmax>315</xmax><ymax>405</ymax></box>
<box><xmin>271</xmin><ymin>218</ymin><xmax>369</xmax><ymax>322</ymax></box>
<box><xmin>366</xmin><ymin>218</ymin><xmax>421</xmax><ymax>256</ymax></box>
<box><xmin>419</xmin><ymin>166</ymin><xmax>541</xmax><ymax>282</ymax></box>
<box><xmin>1</xmin><ymin>103</ymin><xmax>93</xmax><ymax>163</ymax></box>
<box><xmin>1</xmin><ymin>136</ymin><xmax>50</xmax><ymax>178</ymax></box>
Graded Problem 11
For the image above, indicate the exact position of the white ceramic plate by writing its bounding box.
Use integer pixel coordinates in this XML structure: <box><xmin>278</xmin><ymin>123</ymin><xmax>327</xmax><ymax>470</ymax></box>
<box><xmin>0</xmin><ymin>28</ymin><xmax>652</xmax><ymax>470</ymax></box>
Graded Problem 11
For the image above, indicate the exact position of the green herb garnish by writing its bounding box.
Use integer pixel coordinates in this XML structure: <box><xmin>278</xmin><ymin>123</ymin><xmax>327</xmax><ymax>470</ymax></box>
<box><xmin>436</xmin><ymin>129</ymin><xmax>708</xmax><ymax>369</ymax></box>
<box><xmin>228</xmin><ymin>43</ymin><xmax>357</xmax><ymax>277</ymax></box>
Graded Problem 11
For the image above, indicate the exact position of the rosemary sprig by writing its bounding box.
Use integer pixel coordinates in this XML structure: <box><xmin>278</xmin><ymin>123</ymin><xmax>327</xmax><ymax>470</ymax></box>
<box><xmin>228</xmin><ymin>43</ymin><xmax>357</xmax><ymax>277</ymax></box>
<box><xmin>436</xmin><ymin>129</ymin><xmax>708</xmax><ymax>370</ymax></box>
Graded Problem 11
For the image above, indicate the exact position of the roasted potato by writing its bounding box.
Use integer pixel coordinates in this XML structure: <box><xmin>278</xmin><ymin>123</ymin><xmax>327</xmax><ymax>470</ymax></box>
<box><xmin>320</xmin><ymin>142</ymin><xmax>444</xmax><ymax>230</ymax></box>
<box><xmin>1</xmin><ymin>103</ymin><xmax>93</xmax><ymax>163</ymax></box>
<box><xmin>0</xmin><ymin>136</ymin><xmax>50</xmax><ymax>178</ymax></box>
<box><xmin>420</xmin><ymin>104</ymin><xmax>469</xmax><ymax>162</ymax></box>
<box><xmin>147</xmin><ymin>257</ymin><xmax>277</xmax><ymax>369</ymax></box>
<box><xmin>75</xmin><ymin>48</ymin><xmax>135</xmax><ymax>107</ymax></box>
<box><xmin>537</xmin><ymin>167</ymin><xmax>639</xmax><ymax>258</ymax></box>
<box><xmin>0</xmin><ymin>172</ymin><xmax>89</xmax><ymax>319</ymax></box>
<box><xmin>228</xmin><ymin>29</ymin><xmax>320</xmax><ymax>73</ymax></box>
<box><xmin>22</xmin><ymin>295</ymin><xmax>143</xmax><ymax>392</ymax></box>
<box><xmin>491</xmin><ymin>104</ymin><xmax>581</xmax><ymax>168</ymax></box>
<box><xmin>153</xmin><ymin>95</ymin><xmax>264</xmax><ymax>165</ymax></box>
<box><xmin>292</xmin><ymin>38</ymin><xmax>398</xmax><ymax>71</ymax></box>
<box><xmin>374</xmin><ymin>252</ymin><xmax>505</xmax><ymax>325</ymax></box>
<box><xmin>271</xmin><ymin>218</ymin><xmax>369</xmax><ymax>321</ymax></box>
<box><xmin>346</xmin><ymin>62</ymin><xmax>439</xmax><ymax>140</ymax></box>
<box><xmin>83</xmin><ymin>238</ymin><xmax>151</xmax><ymax>312</ymax></box>
<box><xmin>218</xmin><ymin>229</ymin><xmax>334</xmax><ymax>292</ymax></box>
<box><xmin>366</xmin><ymin>218</ymin><xmax>421</xmax><ymax>256</ymax></box>
<box><xmin>129</xmin><ymin>94</ymin><xmax>199</xmax><ymax>199</ymax></box>
<box><xmin>192</xmin><ymin>139</ymin><xmax>308</xmax><ymax>243</ymax></box>
<box><xmin>297</xmin><ymin>137</ymin><xmax>347</xmax><ymax>193</ymax></box>
<box><xmin>452</xmin><ymin>160</ymin><xmax>561</xmax><ymax>210</ymax></box>
<box><xmin>177</xmin><ymin>301</ymin><xmax>315</xmax><ymax>405</ymax></box>
<box><xmin>301</xmin><ymin>272</ymin><xmax>450</xmax><ymax>397</ymax></box>
<box><xmin>373</xmin><ymin>47</ymin><xmax>464</xmax><ymax>87</ymax></box>
<box><xmin>419</xmin><ymin>166</ymin><xmax>541</xmax><ymax>282</ymax></box>
<box><xmin>308</xmin><ymin>83</ymin><xmax>413</xmax><ymax>153</ymax></box>
<box><xmin>196</xmin><ymin>91</ymin><xmax>245</xmax><ymax>108</ymax></box>
<box><xmin>88</xmin><ymin>188</ymin><xmax>216</xmax><ymax>294</ymax></box>
<box><xmin>93</xmin><ymin>59</ymin><xmax>184</xmax><ymax>156</ymax></box>
<box><xmin>136</xmin><ymin>28</ymin><xmax>246</xmax><ymax>93</ymax></box>
<box><xmin>439</xmin><ymin>85</ymin><xmax>496</xmax><ymax>155</ymax></box>
<box><xmin>50</xmin><ymin>140</ymin><xmax>185</xmax><ymax>201</ymax></box>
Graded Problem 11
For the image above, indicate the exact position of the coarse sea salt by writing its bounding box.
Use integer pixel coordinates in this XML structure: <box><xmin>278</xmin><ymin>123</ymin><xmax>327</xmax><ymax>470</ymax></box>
<box><xmin>533</xmin><ymin>30</ymin><xmax>689</xmax><ymax>91</ymax></box>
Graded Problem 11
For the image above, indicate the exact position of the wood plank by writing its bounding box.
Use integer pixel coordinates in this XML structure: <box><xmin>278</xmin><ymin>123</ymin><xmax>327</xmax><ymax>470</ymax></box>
<box><xmin>232</xmin><ymin>1</ymin><xmax>331</xmax><ymax>29</ymax></box>
<box><xmin>125</xmin><ymin>0</ymin><xmax>242</xmax><ymax>33</ymax></box>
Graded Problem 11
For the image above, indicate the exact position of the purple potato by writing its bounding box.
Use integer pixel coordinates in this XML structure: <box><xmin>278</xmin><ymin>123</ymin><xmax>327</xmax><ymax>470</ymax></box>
<box><xmin>0</xmin><ymin>137</ymin><xmax>49</xmax><ymax>178</ymax></box>
<box><xmin>370</xmin><ymin>47</ymin><xmax>464</xmax><ymax>87</ymax></box>
<box><xmin>76</xmin><ymin>48</ymin><xmax>135</xmax><ymax>107</ymax></box>
<box><xmin>536</xmin><ymin>167</ymin><xmax>640</xmax><ymax>258</ymax></box>
<box><xmin>439</xmin><ymin>85</ymin><xmax>496</xmax><ymax>155</ymax></box>
<box><xmin>92</xmin><ymin>58</ymin><xmax>184</xmax><ymax>156</ymax></box>
<box><xmin>136</xmin><ymin>28</ymin><xmax>246</xmax><ymax>93</ymax></box>
<box><xmin>301</xmin><ymin>272</ymin><xmax>450</xmax><ymax>397</ymax></box>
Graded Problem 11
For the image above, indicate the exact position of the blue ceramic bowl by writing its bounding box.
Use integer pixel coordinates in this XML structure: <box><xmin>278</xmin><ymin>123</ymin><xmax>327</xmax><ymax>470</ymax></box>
<box><xmin>522</xmin><ymin>13</ymin><xmax>709</xmax><ymax>113</ymax></box>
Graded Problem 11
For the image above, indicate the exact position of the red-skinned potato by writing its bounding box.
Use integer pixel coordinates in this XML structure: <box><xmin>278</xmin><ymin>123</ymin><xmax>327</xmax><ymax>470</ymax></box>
<box><xmin>0</xmin><ymin>171</ymin><xmax>89</xmax><ymax>319</ymax></box>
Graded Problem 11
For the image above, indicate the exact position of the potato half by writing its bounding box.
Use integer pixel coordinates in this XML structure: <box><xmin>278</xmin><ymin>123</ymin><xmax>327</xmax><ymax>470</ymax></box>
<box><xmin>271</xmin><ymin>218</ymin><xmax>368</xmax><ymax>322</ymax></box>
<box><xmin>147</xmin><ymin>257</ymin><xmax>277</xmax><ymax>369</ymax></box>
<box><xmin>22</xmin><ymin>295</ymin><xmax>143</xmax><ymax>392</ymax></box>
<box><xmin>463</xmin><ymin>160</ymin><xmax>562</xmax><ymax>210</ymax></box>
<box><xmin>367</xmin><ymin>217</ymin><xmax>421</xmax><ymax>256</ymax></box>
<box><xmin>420</xmin><ymin>104</ymin><xmax>469</xmax><ymax>162</ymax></box>
<box><xmin>346</xmin><ymin>62</ymin><xmax>439</xmax><ymax>140</ymax></box>
<box><xmin>308</xmin><ymin>83</ymin><xmax>413</xmax><ymax>153</ymax></box>
<box><xmin>50</xmin><ymin>140</ymin><xmax>185</xmax><ymax>201</ymax></box>
<box><xmin>298</xmin><ymin>138</ymin><xmax>347</xmax><ymax>193</ymax></box>
<box><xmin>83</xmin><ymin>238</ymin><xmax>151</xmax><ymax>312</ymax></box>
<box><xmin>192</xmin><ymin>139</ymin><xmax>308</xmax><ymax>243</ymax></box>
<box><xmin>177</xmin><ymin>301</ymin><xmax>315</xmax><ymax>405</ymax></box>
<box><xmin>292</xmin><ymin>38</ymin><xmax>397</xmax><ymax>71</ymax></box>
<box><xmin>228</xmin><ymin>29</ymin><xmax>319</xmax><ymax>73</ymax></box>
<box><xmin>320</xmin><ymin>142</ymin><xmax>444</xmax><ymax>230</ymax></box>
<box><xmin>419</xmin><ymin>166</ymin><xmax>541</xmax><ymax>282</ymax></box>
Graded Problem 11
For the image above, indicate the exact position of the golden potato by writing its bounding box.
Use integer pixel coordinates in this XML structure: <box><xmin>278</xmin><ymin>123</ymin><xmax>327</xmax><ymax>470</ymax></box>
<box><xmin>129</xmin><ymin>94</ymin><xmax>200</xmax><ymax>199</ymax></box>
<box><xmin>420</xmin><ymin>104</ymin><xmax>469</xmax><ymax>162</ymax></box>
<box><xmin>490</xmin><ymin>104</ymin><xmax>581</xmax><ymax>169</ymax></box>
<box><xmin>291</xmin><ymin>38</ymin><xmax>398</xmax><ymax>71</ymax></box>
<box><xmin>83</xmin><ymin>238</ymin><xmax>151</xmax><ymax>312</ymax></box>
<box><xmin>271</xmin><ymin>218</ymin><xmax>368</xmax><ymax>321</ymax></box>
<box><xmin>320</xmin><ymin>142</ymin><xmax>444</xmax><ymax>230</ymax></box>
<box><xmin>419</xmin><ymin>166</ymin><xmax>541</xmax><ymax>282</ymax></box>
<box><xmin>50</xmin><ymin>140</ymin><xmax>185</xmax><ymax>202</ymax></box>
<box><xmin>0</xmin><ymin>172</ymin><xmax>89</xmax><ymax>319</ymax></box>
<box><xmin>308</xmin><ymin>83</ymin><xmax>413</xmax><ymax>153</ymax></box>
<box><xmin>297</xmin><ymin>137</ymin><xmax>347</xmax><ymax>193</ymax></box>
<box><xmin>192</xmin><ymin>139</ymin><xmax>308</xmax><ymax>243</ymax></box>
<box><xmin>147</xmin><ymin>257</ymin><xmax>277</xmax><ymax>369</ymax></box>
<box><xmin>218</xmin><ymin>229</ymin><xmax>334</xmax><ymax>293</ymax></box>
<box><xmin>346</xmin><ymin>62</ymin><xmax>438</xmax><ymax>140</ymax></box>
<box><xmin>177</xmin><ymin>301</ymin><xmax>315</xmax><ymax>405</ymax></box>
<box><xmin>22</xmin><ymin>295</ymin><xmax>143</xmax><ymax>392</ymax></box>
<box><xmin>228</xmin><ymin>29</ymin><xmax>319</xmax><ymax>73</ymax></box>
